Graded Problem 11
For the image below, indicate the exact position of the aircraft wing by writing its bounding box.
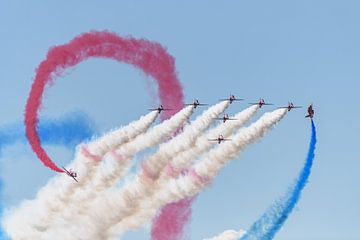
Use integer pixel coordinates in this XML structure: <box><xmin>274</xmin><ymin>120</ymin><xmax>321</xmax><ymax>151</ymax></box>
<box><xmin>186</xmin><ymin>103</ymin><xmax>208</xmax><ymax>106</ymax></box>
<box><xmin>208</xmin><ymin>138</ymin><xmax>231</xmax><ymax>141</ymax></box>
<box><xmin>263</xmin><ymin>103</ymin><xmax>274</xmax><ymax>105</ymax></box>
<box><xmin>62</xmin><ymin>166</ymin><xmax>71</xmax><ymax>175</ymax></box>
<box><xmin>219</xmin><ymin>98</ymin><xmax>244</xmax><ymax>101</ymax></box>
<box><xmin>278</xmin><ymin>106</ymin><xmax>302</xmax><ymax>109</ymax></box>
<box><xmin>71</xmin><ymin>176</ymin><xmax>79</xmax><ymax>182</ymax></box>
<box><xmin>148</xmin><ymin>108</ymin><xmax>172</xmax><ymax>111</ymax></box>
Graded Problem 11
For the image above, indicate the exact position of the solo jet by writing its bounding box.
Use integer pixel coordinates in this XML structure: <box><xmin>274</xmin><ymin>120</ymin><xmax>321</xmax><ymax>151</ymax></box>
<box><xmin>148</xmin><ymin>105</ymin><xmax>172</xmax><ymax>113</ymax></box>
<box><xmin>62</xmin><ymin>167</ymin><xmax>78</xmax><ymax>182</ymax></box>
<box><xmin>278</xmin><ymin>102</ymin><xmax>302</xmax><ymax>111</ymax></box>
<box><xmin>208</xmin><ymin>135</ymin><xmax>231</xmax><ymax>144</ymax></box>
<box><xmin>186</xmin><ymin>99</ymin><xmax>208</xmax><ymax>108</ymax></box>
<box><xmin>305</xmin><ymin>104</ymin><xmax>314</xmax><ymax>118</ymax></box>
<box><xmin>249</xmin><ymin>99</ymin><xmax>273</xmax><ymax>108</ymax></box>
<box><xmin>214</xmin><ymin>114</ymin><xmax>237</xmax><ymax>123</ymax></box>
<box><xmin>220</xmin><ymin>94</ymin><xmax>244</xmax><ymax>104</ymax></box>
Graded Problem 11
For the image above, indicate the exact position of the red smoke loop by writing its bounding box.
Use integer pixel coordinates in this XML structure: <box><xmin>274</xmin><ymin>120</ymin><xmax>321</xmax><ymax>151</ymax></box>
<box><xmin>25</xmin><ymin>30</ymin><xmax>189</xmax><ymax>240</ymax></box>
<box><xmin>25</xmin><ymin>30</ymin><xmax>183</xmax><ymax>172</ymax></box>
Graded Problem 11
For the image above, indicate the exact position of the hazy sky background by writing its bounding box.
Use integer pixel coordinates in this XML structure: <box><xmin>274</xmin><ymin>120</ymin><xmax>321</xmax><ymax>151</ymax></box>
<box><xmin>0</xmin><ymin>1</ymin><xmax>359</xmax><ymax>239</ymax></box>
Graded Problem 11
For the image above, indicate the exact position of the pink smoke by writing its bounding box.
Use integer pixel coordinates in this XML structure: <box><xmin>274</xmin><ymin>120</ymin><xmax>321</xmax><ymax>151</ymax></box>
<box><xmin>151</xmin><ymin>197</ymin><xmax>195</xmax><ymax>240</ymax></box>
<box><xmin>24</xmin><ymin>30</ymin><xmax>184</xmax><ymax>173</ymax></box>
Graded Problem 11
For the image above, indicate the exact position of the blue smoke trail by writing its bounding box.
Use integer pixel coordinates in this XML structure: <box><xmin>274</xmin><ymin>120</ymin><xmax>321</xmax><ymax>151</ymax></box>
<box><xmin>0</xmin><ymin>112</ymin><xmax>96</xmax><ymax>239</ymax></box>
<box><xmin>0</xmin><ymin>112</ymin><xmax>96</xmax><ymax>154</ymax></box>
<box><xmin>241</xmin><ymin>120</ymin><xmax>317</xmax><ymax>240</ymax></box>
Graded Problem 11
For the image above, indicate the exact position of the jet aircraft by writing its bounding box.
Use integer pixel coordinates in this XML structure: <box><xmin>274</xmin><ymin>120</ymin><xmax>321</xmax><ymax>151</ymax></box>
<box><xmin>186</xmin><ymin>99</ymin><xmax>208</xmax><ymax>108</ymax></box>
<box><xmin>220</xmin><ymin>94</ymin><xmax>244</xmax><ymax>104</ymax></box>
<box><xmin>62</xmin><ymin>167</ymin><xmax>78</xmax><ymax>182</ymax></box>
<box><xmin>148</xmin><ymin>105</ymin><xmax>172</xmax><ymax>113</ymax></box>
<box><xmin>214</xmin><ymin>114</ymin><xmax>237</xmax><ymax>123</ymax></box>
<box><xmin>249</xmin><ymin>99</ymin><xmax>273</xmax><ymax>108</ymax></box>
<box><xmin>278</xmin><ymin>102</ymin><xmax>302</xmax><ymax>111</ymax></box>
<box><xmin>305</xmin><ymin>104</ymin><xmax>314</xmax><ymax>118</ymax></box>
<box><xmin>208</xmin><ymin>134</ymin><xmax>231</xmax><ymax>144</ymax></box>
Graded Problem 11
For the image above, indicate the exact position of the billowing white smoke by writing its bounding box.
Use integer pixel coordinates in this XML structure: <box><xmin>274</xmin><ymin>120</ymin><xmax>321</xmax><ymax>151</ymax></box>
<box><xmin>44</xmin><ymin>105</ymin><xmax>195</xmax><ymax>235</ymax></box>
<box><xmin>85</xmin><ymin>105</ymin><xmax>195</xmax><ymax>190</ymax></box>
<box><xmin>106</xmin><ymin>108</ymin><xmax>287</xmax><ymax>237</ymax></box>
<box><xmin>103</xmin><ymin>105</ymin><xmax>259</xmax><ymax>238</ymax></box>
<box><xmin>42</xmin><ymin>101</ymin><xmax>230</xmax><ymax>239</ymax></box>
<box><xmin>68</xmin><ymin>110</ymin><xmax>160</xmax><ymax>187</ymax></box>
<box><xmin>2</xmin><ymin>108</ymin><xmax>191</xmax><ymax>239</ymax></box>
<box><xmin>87</xmin><ymin>110</ymin><xmax>159</xmax><ymax>157</ymax></box>
<box><xmin>3</xmin><ymin>104</ymin><xmax>287</xmax><ymax>240</ymax></box>
<box><xmin>204</xmin><ymin>229</ymin><xmax>246</xmax><ymax>240</ymax></box>
<box><xmin>3</xmin><ymin>106</ymin><xmax>194</xmax><ymax>239</ymax></box>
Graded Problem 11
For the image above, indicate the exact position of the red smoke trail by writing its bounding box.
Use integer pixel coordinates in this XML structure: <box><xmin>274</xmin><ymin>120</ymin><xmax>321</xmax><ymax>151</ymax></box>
<box><xmin>25</xmin><ymin>30</ymin><xmax>183</xmax><ymax>173</ymax></box>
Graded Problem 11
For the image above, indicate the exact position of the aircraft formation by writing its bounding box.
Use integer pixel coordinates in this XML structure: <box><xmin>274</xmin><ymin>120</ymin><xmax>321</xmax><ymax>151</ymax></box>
<box><xmin>64</xmin><ymin>94</ymin><xmax>314</xmax><ymax>182</ymax></box>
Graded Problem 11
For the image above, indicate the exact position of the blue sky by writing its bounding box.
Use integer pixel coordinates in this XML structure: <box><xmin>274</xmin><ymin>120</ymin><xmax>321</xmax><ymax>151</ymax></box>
<box><xmin>0</xmin><ymin>1</ymin><xmax>359</xmax><ymax>239</ymax></box>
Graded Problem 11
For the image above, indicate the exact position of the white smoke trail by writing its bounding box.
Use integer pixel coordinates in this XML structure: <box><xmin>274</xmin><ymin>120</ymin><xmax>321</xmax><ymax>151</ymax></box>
<box><xmin>86</xmin><ymin>110</ymin><xmax>159</xmax><ymax>156</ymax></box>
<box><xmin>87</xmin><ymin>105</ymin><xmax>195</xmax><ymax>190</ymax></box>
<box><xmin>45</xmin><ymin>105</ymin><xmax>195</xmax><ymax>231</ymax></box>
<box><xmin>163</xmin><ymin>105</ymin><xmax>259</xmax><ymax>178</ymax></box>
<box><xmin>68</xmin><ymin>111</ymin><xmax>160</xmax><ymax>187</ymax></box>
<box><xmin>102</xmin><ymin>105</ymin><xmax>259</xmax><ymax>237</ymax></box>
<box><xmin>106</xmin><ymin>108</ymin><xmax>287</xmax><ymax>237</ymax></box>
<box><xmin>43</xmin><ymin>101</ymin><xmax>229</xmax><ymax>239</ymax></box>
<box><xmin>2</xmin><ymin>111</ymin><xmax>160</xmax><ymax>239</ymax></box>
<box><xmin>204</xmin><ymin>229</ymin><xmax>246</xmax><ymax>240</ymax></box>
<box><xmin>17</xmin><ymin>105</ymin><xmax>194</xmax><ymax>240</ymax></box>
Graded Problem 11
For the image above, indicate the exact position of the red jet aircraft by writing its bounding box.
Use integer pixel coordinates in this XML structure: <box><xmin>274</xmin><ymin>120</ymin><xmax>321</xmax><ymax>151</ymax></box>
<box><xmin>208</xmin><ymin>134</ymin><xmax>231</xmax><ymax>144</ymax></box>
<box><xmin>249</xmin><ymin>99</ymin><xmax>273</xmax><ymax>108</ymax></box>
<box><xmin>278</xmin><ymin>102</ymin><xmax>302</xmax><ymax>111</ymax></box>
<box><xmin>220</xmin><ymin>94</ymin><xmax>244</xmax><ymax>104</ymax></box>
<box><xmin>62</xmin><ymin>167</ymin><xmax>78</xmax><ymax>182</ymax></box>
<box><xmin>305</xmin><ymin>104</ymin><xmax>314</xmax><ymax>118</ymax></box>
<box><xmin>148</xmin><ymin>105</ymin><xmax>172</xmax><ymax>113</ymax></box>
<box><xmin>186</xmin><ymin>99</ymin><xmax>208</xmax><ymax>108</ymax></box>
<box><xmin>214</xmin><ymin>114</ymin><xmax>237</xmax><ymax>123</ymax></box>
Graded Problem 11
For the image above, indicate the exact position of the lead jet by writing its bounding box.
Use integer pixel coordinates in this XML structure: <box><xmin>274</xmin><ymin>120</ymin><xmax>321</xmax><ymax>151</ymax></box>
<box><xmin>62</xmin><ymin>167</ymin><xmax>78</xmax><ymax>182</ymax></box>
<box><xmin>208</xmin><ymin>134</ymin><xmax>231</xmax><ymax>144</ymax></box>
<box><xmin>249</xmin><ymin>99</ymin><xmax>274</xmax><ymax>108</ymax></box>
<box><xmin>278</xmin><ymin>102</ymin><xmax>302</xmax><ymax>111</ymax></box>
<box><xmin>214</xmin><ymin>114</ymin><xmax>237</xmax><ymax>123</ymax></box>
<box><xmin>220</xmin><ymin>94</ymin><xmax>244</xmax><ymax>104</ymax></box>
<box><xmin>148</xmin><ymin>105</ymin><xmax>172</xmax><ymax>113</ymax></box>
<box><xmin>305</xmin><ymin>104</ymin><xmax>314</xmax><ymax>118</ymax></box>
<box><xmin>186</xmin><ymin>99</ymin><xmax>208</xmax><ymax>109</ymax></box>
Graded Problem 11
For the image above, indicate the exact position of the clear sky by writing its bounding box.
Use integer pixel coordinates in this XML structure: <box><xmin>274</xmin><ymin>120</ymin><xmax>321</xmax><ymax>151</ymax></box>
<box><xmin>0</xmin><ymin>1</ymin><xmax>359</xmax><ymax>239</ymax></box>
